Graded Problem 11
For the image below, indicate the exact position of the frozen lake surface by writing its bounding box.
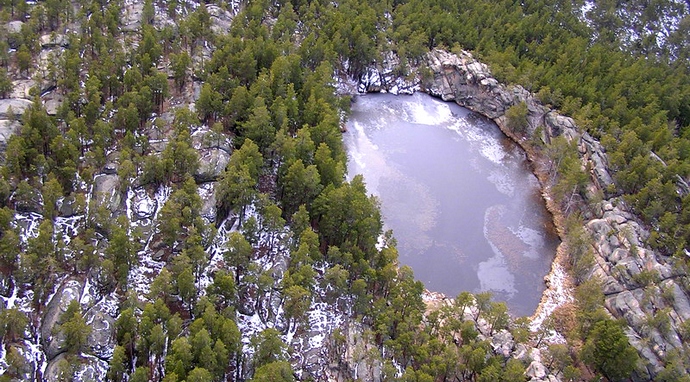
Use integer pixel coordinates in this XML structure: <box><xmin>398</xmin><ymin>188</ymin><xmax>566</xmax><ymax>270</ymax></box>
<box><xmin>344</xmin><ymin>92</ymin><xmax>559</xmax><ymax>316</ymax></box>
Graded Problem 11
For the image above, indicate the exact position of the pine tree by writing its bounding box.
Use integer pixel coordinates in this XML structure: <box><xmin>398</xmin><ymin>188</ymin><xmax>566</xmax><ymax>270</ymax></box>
<box><xmin>60</xmin><ymin>300</ymin><xmax>92</xmax><ymax>355</ymax></box>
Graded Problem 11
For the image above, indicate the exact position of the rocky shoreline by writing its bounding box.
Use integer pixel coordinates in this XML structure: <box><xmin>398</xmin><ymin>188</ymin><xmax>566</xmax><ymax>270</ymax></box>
<box><xmin>419</xmin><ymin>49</ymin><xmax>687</xmax><ymax>380</ymax></box>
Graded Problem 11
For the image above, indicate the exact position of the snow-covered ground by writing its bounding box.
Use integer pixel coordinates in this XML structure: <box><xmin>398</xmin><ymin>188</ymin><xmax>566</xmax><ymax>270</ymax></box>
<box><xmin>530</xmin><ymin>261</ymin><xmax>572</xmax><ymax>343</ymax></box>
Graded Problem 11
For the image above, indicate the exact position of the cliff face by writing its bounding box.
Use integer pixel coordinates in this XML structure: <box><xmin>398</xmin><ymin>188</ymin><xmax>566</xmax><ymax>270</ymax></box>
<box><xmin>419</xmin><ymin>48</ymin><xmax>690</xmax><ymax>379</ymax></box>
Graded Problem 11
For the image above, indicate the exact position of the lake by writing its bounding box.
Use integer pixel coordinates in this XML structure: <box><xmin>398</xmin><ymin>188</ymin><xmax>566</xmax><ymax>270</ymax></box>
<box><xmin>343</xmin><ymin>92</ymin><xmax>559</xmax><ymax>316</ymax></box>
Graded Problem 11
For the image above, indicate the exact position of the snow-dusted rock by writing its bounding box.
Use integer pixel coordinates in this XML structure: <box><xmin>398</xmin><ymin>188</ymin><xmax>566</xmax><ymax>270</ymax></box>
<box><xmin>85</xmin><ymin>309</ymin><xmax>116</xmax><ymax>359</ymax></box>
<box><xmin>41</xmin><ymin>279</ymin><xmax>83</xmax><ymax>361</ymax></box>
<box><xmin>526</xmin><ymin>360</ymin><xmax>547</xmax><ymax>380</ymax></box>
<box><xmin>491</xmin><ymin>329</ymin><xmax>514</xmax><ymax>358</ymax></box>
<box><xmin>198</xmin><ymin>182</ymin><xmax>217</xmax><ymax>222</ymax></box>
<box><xmin>194</xmin><ymin>148</ymin><xmax>230</xmax><ymax>182</ymax></box>
<box><xmin>131</xmin><ymin>187</ymin><xmax>157</xmax><ymax>220</ymax></box>
<box><xmin>208</xmin><ymin>4</ymin><xmax>235</xmax><ymax>34</ymax></box>
<box><xmin>44</xmin><ymin>353</ymin><xmax>107</xmax><ymax>382</ymax></box>
<box><xmin>94</xmin><ymin>174</ymin><xmax>122</xmax><ymax>213</ymax></box>
<box><xmin>57</xmin><ymin>195</ymin><xmax>81</xmax><ymax>218</ymax></box>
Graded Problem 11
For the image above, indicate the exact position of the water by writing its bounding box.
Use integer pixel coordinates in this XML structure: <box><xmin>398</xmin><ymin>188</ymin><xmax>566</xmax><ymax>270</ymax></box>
<box><xmin>343</xmin><ymin>92</ymin><xmax>559</xmax><ymax>316</ymax></box>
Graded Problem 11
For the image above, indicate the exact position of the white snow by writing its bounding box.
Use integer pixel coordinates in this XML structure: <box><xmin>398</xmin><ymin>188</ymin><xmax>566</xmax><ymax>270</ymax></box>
<box><xmin>127</xmin><ymin>184</ymin><xmax>171</xmax><ymax>299</ymax></box>
<box><xmin>530</xmin><ymin>261</ymin><xmax>572</xmax><ymax>344</ymax></box>
<box><xmin>13</xmin><ymin>212</ymin><xmax>43</xmax><ymax>243</ymax></box>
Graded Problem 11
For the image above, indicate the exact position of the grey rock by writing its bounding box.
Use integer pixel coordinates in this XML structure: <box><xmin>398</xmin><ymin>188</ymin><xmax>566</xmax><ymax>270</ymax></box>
<box><xmin>85</xmin><ymin>309</ymin><xmax>115</xmax><ymax>359</ymax></box>
<box><xmin>194</xmin><ymin>148</ymin><xmax>230</xmax><ymax>182</ymax></box>
<box><xmin>131</xmin><ymin>187</ymin><xmax>157</xmax><ymax>220</ymax></box>
<box><xmin>10</xmin><ymin>79</ymin><xmax>35</xmax><ymax>99</ymax></box>
<box><xmin>0</xmin><ymin>99</ymin><xmax>32</xmax><ymax>118</ymax></box>
<box><xmin>44</xmin><ymin>353</ymin><xmax>107</xmax><ymax>382</ymax></box>
<box><xmin>580</xmin><ymin>133</ymin><xmax>614</xmax><ymax>188</ymax></box>
<box><xmin>41</xmin><ymin>278</ymin><xmax>83</xmax><ymax>361</ymax></box>
<box><xmin>94</xmin><ymin>174</ymin><xmax>121</xmax><ymax>213</ymax></box>
<box><xmin>666</xmin><ymin>282</ymin><xmax>690</xmax><ymax>321</ymax></box>
<box><xmin>7</xmin><ymin>21</ymin><xmax>23</xmax><ymax>33</ymax></box>
<box><xmin>208</xmin><ymin>4</ymin><xmax>234</xmax><ymax>34</ymax></box>
<box><xmin>605</xmin><ymin>291</ymin><xmax>646</xmax><ymax>329</ymax></box>
<box><xmin>490</xmin><ymin>329</ymin><xmax>514</xmax><ymax>358</ymax></box>
<box><xmin>7</xmin><ymin>21</ymin><xmax>24</xmax><ymax>33</ymax></box>
<box><xmin>0</xmin><ymin>119</ymin><xmax>21</xmax><ymax>151</ymax></box>
<box><xmin>525</xmin><ymin>360</ymin><xmax>547</xmax><ymax>380</ymax></box>
<box><xmin>42</xmin><ymin>92</ymin><xmax>64</xmax><ymax>116</ymax></box>
<box><xmin>512</xmin><ymin>343</ymin><xmax>530</xmax><ymax>361</ymax></box>
<box><xmin>39</xmin><ymin>33</ymin><xmax>68</xmax><ymax>48</ymax></box>
<box><xmin>193</xmin><ymin>128</ymin><xmax>233</xmax><ymax>152</ymax></box>
<box><xmin>544</xmin><ymin>111</ymin><xmax>576</xmax><ymax>138</ymax></box>
<box><xmin>37</xmin><ymin>48</ymin><xmax>63</xmax><ymax>86</ymax></box>
<box><xmin>121</xmin><ymin>2</ymin><xmax>144</xmax><ymax>32</ymax></box>
<box><xmin>198</xmin><ymin>182</ymin><xmax>217</xmax><ymax>222</ymax></box>
<box><xmin>57</xmin><ymin>195</ymin><xmax>79</xmax><ymax>217</ymax></box>
<box><xmin>103</xmin><ymin>151</ymin><xmax>121</xmax><ymax>175</ymax></box>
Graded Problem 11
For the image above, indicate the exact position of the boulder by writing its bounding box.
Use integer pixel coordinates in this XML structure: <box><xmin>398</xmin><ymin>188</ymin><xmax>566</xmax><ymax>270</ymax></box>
<box><xmin>57</xmin><ymin>195</ymin><xmax>80</xmax><ymax>217</ymax></box>
<box><xmin>121</xmin><ymin>1</ymin><xmax>144</xmax><ymax>32</ymax></box>
<box><xmin>103</xmin><ymin>151</ymin><xmax>121</xmax><ymax>175</ymax></box>
<box><xmin>194</xmin><ymin>148</ymin><xmax>230</xmax><ymax>182</ymax></box>
<box><xmin>208</xmin><ymin>4</ymin><xmax>234</xmax><ymax>34</ymax></box>
<box><xmin>198</xmin><ymin>182</ymin><xmax>217</xmax><ymax>222</ymax></box>
<box><xmin>94</xmin><ymin>174</ymin><xmax>121</xmax><ymax>213</ymax></box>
<box><xmin>605</xmin><ymin>291</ymin><xmax>646</xmax><ymax>329</ymax></box>
<box><xmin>37</xmin><ymin>48</ymin><xmax>63</xmax><ymax>86</ymax></box>
<box><xmin>39</xmin><ymin>33</ymin><xmax>69</xmax><ymax>48</ymax></box>
<box><xmin>41</xmin><ymin>278</ymin><xmax>83</xmax><ymax>361</ymax></box>
<box><xmin>42</xmin><ymin>92</ymin><xmax>64</xmax><ymax>116</ymax></box>
<box><xmin>6</xmin><ymin>20</ymin><xmax>23</xmax><ymax>34</ymax></box>
<box><xmin>0</xmin><ymin>99</ymin><xmax>32</xmax><ymax>118</ymax></box>
<box><xmin>85</xmin><ymin>309</ymin><xmax>115</xmax><ymax>359</ymax></box>
<box><xmin>581</xmin><ymin>133</ymin><xmax>614</xmax><ymax>188</ymax></box>
<box><xmin>490</xmin><ymin>329</ymin><xmax>514</xmax><ymax>358</ymax></box>
<box><xmin>10</xmin><ymin>79</ymin><xmax>36</xmax><ymax>99</ymax></box>
<box><xmin>544</xmin><ymin>111</ymin><xmax>576</xmax><ymax>138</ymax></box>
<box><xmin>44</xmin><ymin>353</ymin><xmax>107</xmax><ymax>382</ymax></box>
<box><xmin>525</xmin><ymin>360</ymin><xmax>547</xmax><ymax>380</ymax></box>
<box><xmin>192</xmin><ymin>128</ymin><xmax>233</xmax><ymax>152</ymax></box>
<box><xmin>425</xmin><ymin>49</ymin><xmax>513</xmax><ymax>119</ymax></box>
<box><xmin>131</xmin><ymin>187</ymin><xmax>157</xmax><ymax>220</ymax></box>
<box><xmin>0</xmin><ymin>119</ymin><xmax>20</xmax><ymax>151</ymax></box>
<box><xmin>665</xmin><ymin>281</ymin><xmax>690</xmax><ymax>321</ymax></box>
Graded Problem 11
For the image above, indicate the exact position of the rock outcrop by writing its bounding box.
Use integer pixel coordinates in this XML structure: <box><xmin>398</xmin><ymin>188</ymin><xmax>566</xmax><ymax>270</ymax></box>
<box><xmin>41</xmin><ymin>279</ymin><xmax>83</xmax><ymax>361</ymax></box>
<box><xmin>44</xmin><ymin>353</ymin><xmax>107</xmax><ymax>382</ymax></box>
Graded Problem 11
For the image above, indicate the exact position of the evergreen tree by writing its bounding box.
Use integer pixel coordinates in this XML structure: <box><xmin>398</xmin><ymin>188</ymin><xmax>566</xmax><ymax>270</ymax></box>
<box><xmin>60</xmin><ymin>300</ymin><xmax>92</xmax><ymax>355</ymax></box>
<box><xmin>582</xmin><ymin>319</ymin><xmax>640</xmax><ymax>381</ymax></box>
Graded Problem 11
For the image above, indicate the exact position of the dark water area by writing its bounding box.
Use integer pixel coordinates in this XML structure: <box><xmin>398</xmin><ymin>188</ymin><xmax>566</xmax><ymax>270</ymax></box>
<box><xmin>343</xmin><ymin>92</ymin><xmax>559</xmax><ymax>317</ymax></box>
